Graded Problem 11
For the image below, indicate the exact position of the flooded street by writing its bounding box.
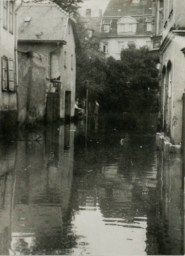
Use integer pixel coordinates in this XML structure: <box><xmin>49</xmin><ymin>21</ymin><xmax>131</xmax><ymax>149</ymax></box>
<box><xmin>0</xmin><ymin>116</ymin><xmax>184</xmax><ymax>255</ymax></box>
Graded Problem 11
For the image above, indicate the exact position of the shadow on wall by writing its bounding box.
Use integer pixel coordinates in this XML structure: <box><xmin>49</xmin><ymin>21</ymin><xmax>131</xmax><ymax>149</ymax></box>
<box><xmin>17</xmin><ymin>51</ymin><xmax>47</xmax><ymax>126</ymax></box>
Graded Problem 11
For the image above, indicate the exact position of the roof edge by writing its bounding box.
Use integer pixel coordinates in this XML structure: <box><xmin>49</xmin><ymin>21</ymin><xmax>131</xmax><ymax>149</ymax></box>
<box><xmin>20</xmin><ymin>0</ymin><xmax>69</xmax><ymax>17</ymax></box>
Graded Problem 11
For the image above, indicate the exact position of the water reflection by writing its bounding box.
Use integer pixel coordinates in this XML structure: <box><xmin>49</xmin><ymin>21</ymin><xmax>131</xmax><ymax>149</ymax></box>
<box><xmin>0</xmin><ymin>118</ymin><xmax>183</xmax><ymax>255</ymax></box>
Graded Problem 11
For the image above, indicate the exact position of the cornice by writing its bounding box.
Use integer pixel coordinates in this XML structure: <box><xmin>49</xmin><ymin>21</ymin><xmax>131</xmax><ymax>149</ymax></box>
<box><xmin>160</xmin><ymin>31</ymin><xmax>175</xmax><ymax>54</ymax></box>
<box><xmin>160</xmin><ymin>29</ymin><xmax>185</xmax><ymax>54</ymax></box>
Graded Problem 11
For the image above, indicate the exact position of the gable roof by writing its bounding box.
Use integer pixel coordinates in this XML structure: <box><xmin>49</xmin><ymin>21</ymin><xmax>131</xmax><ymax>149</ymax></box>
<box><xmin>17</xmin><ymin>1</ymin><xmax>69</xmax><ymax>42</ymax></box>
<box><xmin>103</xmin><ymin>0</ymin><xmax>152</xmax><ymax>17</ymax></box>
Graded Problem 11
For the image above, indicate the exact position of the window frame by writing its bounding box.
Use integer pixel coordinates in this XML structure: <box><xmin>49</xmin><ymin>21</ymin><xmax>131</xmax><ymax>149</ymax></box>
<box><xmin>102</xmin><ymin>43</ymin><xmax>108</xmax><ymax>54</ymax></box>
<box><xmin>118</xmin><ymin>23</ymin><xmax>137</xmax><ymax>33</ymax></box>
<box><xmin>1</xmin><ymin>56</ymin><xmax>8</xmax><ymax>92</ymax></box>
<box><xmin>103</xmin><ymin>24</ymin><xmax>110</xmax><ymax>33</ymax></box>
<box><xmin>1</xmin><ymin>56</ymin><xmax>15</xmax><ymax>92</ymax></box>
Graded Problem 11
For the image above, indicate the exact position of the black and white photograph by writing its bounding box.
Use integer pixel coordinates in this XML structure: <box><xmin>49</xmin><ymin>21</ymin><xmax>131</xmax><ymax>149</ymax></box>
<box><xmin>0</xmin><ymin>0</ymin><xmax>184</xmax><ymax>255</ymax></box>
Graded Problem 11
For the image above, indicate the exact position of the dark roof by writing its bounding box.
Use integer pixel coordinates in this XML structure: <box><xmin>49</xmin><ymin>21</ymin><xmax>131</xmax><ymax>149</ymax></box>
<box><xmin>104</xmin><ymin>0</ymin><xmax>152</xmax><ymax>17</ymax></box>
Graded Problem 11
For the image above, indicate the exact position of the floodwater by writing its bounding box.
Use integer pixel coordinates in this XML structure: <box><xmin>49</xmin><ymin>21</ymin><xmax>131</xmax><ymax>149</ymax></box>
<box><xmin>0</xmin><ymin>115</ymin><xmax>184</xmax><ymax>255</ymax></box>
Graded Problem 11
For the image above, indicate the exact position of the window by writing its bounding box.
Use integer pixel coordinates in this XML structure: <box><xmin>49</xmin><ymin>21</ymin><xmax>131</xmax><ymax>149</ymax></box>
<box><xmin>102</xmin><ymin>43</ymin><xmax>108</xmax><ymax>53</ymax></box>
<box><xmin>103</xmin><ymin>25</ymin><xmax>110</xmax><ymax>33</ymax></box>
<box><xmin>102</xmin><ymin>19</ymin><xmax>111</xmax><ymax>33</ymax></box>
<box><xmin>64</xmin><ymin>51</ymin><xmax>67</xmax><ymax>68</ymax></box>
<box><xmin>146</xmin><ymin>23</ymin><xmax>152</xmax><ymax>32</ymax></box>
<box><xmin>1</xmin><ymin>57</ymin><xmax>15</xmax><ymax>92</ymax></box>
<box><xmin>1</xmin><ymin>57</ymin><xmax>8</xmax><ymax>91</ymax></box>
<box><xmin>71</xmin><ymin>54</ymin><xmax>73</xmax><ymax>70</ymax></box>
<box><xmin>118</xmin><ymin>23</ymin><xmax>137</xmax><ymax>33</ymax></box>
<box><xmin>9</xmin><ymin>1</ymin><xmax>13</xmax><ymax>33</ymax></box>
<box><xmin>3</xmin><ymin>0</ymin><xmax>8</xmax><ymax>29</ymax></box>
<box><xmin>86</xmin><ymin>9</ymin><xmax>91</xmax><ymax>17</ymax></box>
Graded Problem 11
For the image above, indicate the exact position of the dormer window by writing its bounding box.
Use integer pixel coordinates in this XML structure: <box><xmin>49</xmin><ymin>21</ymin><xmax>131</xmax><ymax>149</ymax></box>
<box><xmin>117</xmin><ymin>17</ymin><xmax>137</xmax><ymax>34</ymax></box>
<box><xmin>102</xmin><ymin>19</ymin><xmax>112</xmax><ymax>33</ymax></box>
<box><xmin>103</xmin><ymin>25</ymin><xmax>110</xmax><ymax>33</ymax></box>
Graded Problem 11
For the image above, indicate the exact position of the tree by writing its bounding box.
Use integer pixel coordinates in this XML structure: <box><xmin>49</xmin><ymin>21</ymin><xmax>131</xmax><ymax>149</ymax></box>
<box><xmin>53</xmin><ymin>0</ymin><xmax>82</xmax><ymax>15</ymax></box>
<box><xmin>76</xmin><ymin>19</ymin><xmax>107</xmax><ymax>112</ymax></box>
<box><xmin>99</xmin><ymin>47</ymin><xmax>159</xmax><ymax>113</ymax></box>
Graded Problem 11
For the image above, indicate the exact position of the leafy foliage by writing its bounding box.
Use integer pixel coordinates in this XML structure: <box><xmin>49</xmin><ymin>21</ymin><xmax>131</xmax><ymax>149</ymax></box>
<box><xmin>53</xmin><ymin>0</ymin><xmax>82</xmax><ymax>15</ymax></box>
<box><xmin>76</xmin><ymin>22</ymin><xmax>159</xmax><ymax>113</ymax></box>
<box><xmin>99</xmin><ymin>47</ymin><xmax>159</xmax><ymax>113</ymax></box>
<box><xmin>76</xmin><ymin>20</ymin><xmax>107</xmax><ymax>108</ymax></box>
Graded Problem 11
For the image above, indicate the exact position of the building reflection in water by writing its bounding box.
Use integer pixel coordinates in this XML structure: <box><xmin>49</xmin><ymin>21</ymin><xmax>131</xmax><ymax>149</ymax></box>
<box><xmin>0</xmin><ymin>124</ymin><xmax>75</xmax><ymax>255</ymax></box>
<box><xmin>0</xmin><ymin>120</ymin><xmax>183</xmax><ymax>255</ymax></box>
<box><xmin>147</xmin><ymin>152</ymin><xmax>184</xmax><ymax>255</ymax></box>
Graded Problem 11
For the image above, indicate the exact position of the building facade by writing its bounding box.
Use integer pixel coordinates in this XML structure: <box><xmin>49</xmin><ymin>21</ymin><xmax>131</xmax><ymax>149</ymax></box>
<box><xmin>158</xmin><ymin>0</ymin><xmax>185</xmax><ymax>147</ymax></box>
<box><xmin>78</xmin><ymin>0</ymin><xmax>109</xmax><ymax>18</ymax></box>
<box><xmin>100</xmin><ymin>0</ymin><xmax>154</xmax><ymax>60</ymax></box>
<box><xmin>17</xmin><ymin>1</ymin><xmax>77</xmax><ymax>125</ymax></box>
<box><xmin>150</xmin><ymin>0</ymin><xmax>163</xmax><ymax>51</ymax></box>
<box><xmin>0</xmin><ymin>0</ymin><xmax>17</xmax><ymax>131</ymax></box>
<box><xmin>78</xmin><ymin>0</ymin><xmax>106</xmax><ymax>42</ymax></box>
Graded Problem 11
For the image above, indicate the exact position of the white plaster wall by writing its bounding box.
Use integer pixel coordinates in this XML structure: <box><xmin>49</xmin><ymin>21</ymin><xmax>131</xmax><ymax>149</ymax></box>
<box><xmin>59</xmin><ymin>22</ymin><xmax>76</xmax><ymax>119</ymax></box>
<box><xmin>161</xmin><ymin>35</ymin><xmax>185</xmax><ymax>145</ymax></box>
<box><xmin>163</xmin><ymin>0</ymin><xmax>185</xmax><ymax>40</ymax></box>
<box><xmin>18</xmin><ymin>21</ymin><xmax>76</xmax><ymax>121</ymax></box>
<box><xmin>100</xmin><ymin>37</ymin><xmax>152</xmax><ymax>60</ymax></box>
<box><xmin>0</xmin><ymin>1</ymin><xmax>17</xmax><ymax>112</ymax></box>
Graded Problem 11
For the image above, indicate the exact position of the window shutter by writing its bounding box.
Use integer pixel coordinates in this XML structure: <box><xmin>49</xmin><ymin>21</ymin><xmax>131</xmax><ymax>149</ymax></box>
<box><xmin>1</xmin><ymin>57</ymin><xmax>8</xmax><ymax>91</ymax></box>
<box><xmin>8</xmin><ymin>58</ymin><xmax>15</xmax><ymax>92</ymax></box>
